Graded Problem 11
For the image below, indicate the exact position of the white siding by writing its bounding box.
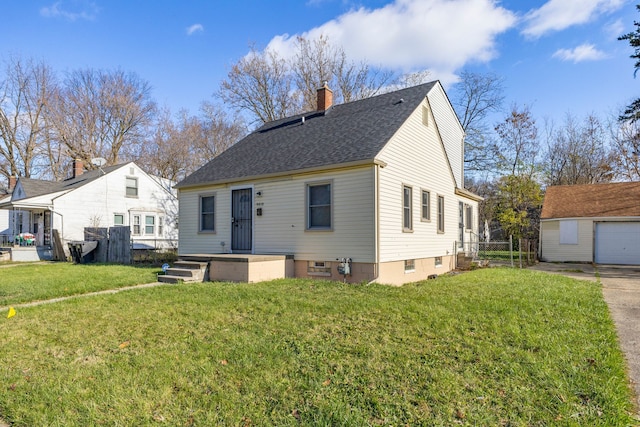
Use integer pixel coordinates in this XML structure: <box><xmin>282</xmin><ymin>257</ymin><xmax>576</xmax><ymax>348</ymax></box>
<box><xmin>53</xmin><ymin>163</ymin><xmax>177</xmax><ymax>244</ymax></box>
<box><xmin>377</xmin><ymin>96</ymin><xmax>476</xmax><ymax>263</ymax></box>
<box><xmin>179</xmin><ymin>167</ymin><xmax>376</xmax><ymax>262</ymax></box>
<box><xmin>540</xmin><ymin>219</ymin><xmax>594</xmax><ymax>262</ymax></box>
<box><xmin>427</xmin><ymin>84</ymin><xmax>464</xmax><ymax>188</ymax></box>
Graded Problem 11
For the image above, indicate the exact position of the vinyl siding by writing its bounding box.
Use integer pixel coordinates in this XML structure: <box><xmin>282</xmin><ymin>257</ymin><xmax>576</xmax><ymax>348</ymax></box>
<box><xmin>52</xmin><ymin>164</ymin><xmax>177</xmax><ymax>242</ymax></box>
<box><xmin>427</xmin><ymin>84</ymin><xmax>464</xmax><ymax>188</ymax></box>
<box><xmin>377</xmin><ymin>95</ymin><xmax>475</xmax><ymax>263</ymax></box>
<box><xmin>178</xmin><ymin>167</ymin><xmax>376</xmax><ymax>262</ymax></box>
<box><xmin>540</xmin><ymin>219</ymin><xmax>594</xmax><ymax>262</ymax></box>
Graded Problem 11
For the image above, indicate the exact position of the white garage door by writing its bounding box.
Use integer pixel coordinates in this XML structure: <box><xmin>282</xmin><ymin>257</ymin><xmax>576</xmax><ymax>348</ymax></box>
<box><xmin>595</xmin><ymin>222</ymin><xmax>640</xmax><ymax>265</ymax></box>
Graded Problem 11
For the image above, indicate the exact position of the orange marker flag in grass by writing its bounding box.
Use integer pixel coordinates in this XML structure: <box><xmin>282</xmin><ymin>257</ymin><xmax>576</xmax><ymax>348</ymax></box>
<box><xmin>7</xmin><ymin>307</ymin><xmax>16</xmax><ymax>319</ymax></box>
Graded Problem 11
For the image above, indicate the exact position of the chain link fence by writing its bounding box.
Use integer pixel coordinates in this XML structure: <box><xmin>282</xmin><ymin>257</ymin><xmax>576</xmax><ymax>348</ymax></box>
<box><xmin>460</xmin><ymin>236</ymin><xmax>538</xmax><ymax>268</ymax></box>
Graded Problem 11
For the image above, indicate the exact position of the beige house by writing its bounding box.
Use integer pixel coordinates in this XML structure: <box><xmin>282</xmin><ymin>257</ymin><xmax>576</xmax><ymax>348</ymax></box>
<box><xmin>175</xmin><ymin>82</ymin><xmax>481</xmax><ymax>285</ymax></box>
<box><xmin>540</xmin><ymin>182</ymin><xmax>640</xmax><ymax>265</ymax></box>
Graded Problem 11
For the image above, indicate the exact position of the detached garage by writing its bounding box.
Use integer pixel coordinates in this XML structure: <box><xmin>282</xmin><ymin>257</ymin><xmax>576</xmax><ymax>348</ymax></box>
<box><xmin>540</xmin><ymin>182</ymin><xmax>640</xmax><ymax>266</ymax></box>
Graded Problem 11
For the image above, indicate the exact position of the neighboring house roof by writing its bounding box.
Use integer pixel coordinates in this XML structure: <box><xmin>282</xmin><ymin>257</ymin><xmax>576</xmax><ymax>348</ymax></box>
<box><xmin>541</xmin><ymin>182</ymin><xmax>640</xmax><ymax>219</ymax></box>
<box><xmin>176</xmin><ymin>81</ymin><xmax>439</xmax><ymax>188</ymax></box>
<box><xmin>16</xmin><ymin>164</ymin><xmax>126</xmax><ymax>199</ymax></box>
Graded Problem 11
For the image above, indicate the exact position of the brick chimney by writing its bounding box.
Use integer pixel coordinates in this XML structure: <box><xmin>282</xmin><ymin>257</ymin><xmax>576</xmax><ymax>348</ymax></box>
<box><xmin>8</xmin><ymin>176</ymin><xmax>16</xmax><ymax>192</ymax></box>
<box><xmin>73</xmin><ymin>159</ymin><xmax>84</xmax><ymax>178</ymax></box>
<box><xmin>317</xmin><ymin>82</ymin><xmax>333</xmax><ymax>111</ymax></box>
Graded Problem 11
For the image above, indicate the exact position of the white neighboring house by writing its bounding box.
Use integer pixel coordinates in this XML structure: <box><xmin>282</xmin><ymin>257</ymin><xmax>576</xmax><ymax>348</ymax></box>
<box><xmin>175</xmin><ymin>81</ymin><xmax>481</xmax><ymax>285</ymax></box>
<box><xmin>0</xmin><ymin>161</ymin><xmax>178</xmax><ymax>258</ymax></box>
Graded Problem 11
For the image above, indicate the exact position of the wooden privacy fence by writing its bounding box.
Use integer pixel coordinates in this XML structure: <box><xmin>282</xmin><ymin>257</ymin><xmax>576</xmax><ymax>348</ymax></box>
<box><xmin>84</xmin><ymin>226</ymin><xmax>131</xmax><ymax>264</ymax></box>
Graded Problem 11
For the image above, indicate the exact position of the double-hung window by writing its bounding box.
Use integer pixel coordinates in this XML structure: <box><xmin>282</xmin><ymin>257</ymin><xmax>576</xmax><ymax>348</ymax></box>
<box><xmin>126</xmin><ymin>177</ymin><xmax>138</xmax><ymax>197</ymax></box>
<box><xmin>307</xmin><ymin>182</ymin><xmax>332</xmax><ymax>229</ymax></box>
<box><xmin>132</xmin><ymin>215</ymin><xmax>141</xmax><ymax>235</ymax></box>
<box><xmin>200</xmin><ymin>195</ymin><xmax>215</xmax><ymax>232</ymax></box>
<box><xmin>421</xmin><ymin>190</ymin><xmax>430</xmax><ymax>221</ymax></box>
<box><xmin>403</xmin><ymin>185</ymin><xmax>413</xmax><ymax>231</ymax></box>
<box><xmin>437</xmin><ymin>195</ymin><xmax>445</xmax><ymax>233</ymax></box>
<box><xmin>145</xmin><ymin>216</ymin><xmax>155</xmax><ymax>235</ymax></box>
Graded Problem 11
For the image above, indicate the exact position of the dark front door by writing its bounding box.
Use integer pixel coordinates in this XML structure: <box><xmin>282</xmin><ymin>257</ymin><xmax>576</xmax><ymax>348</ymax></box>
<box><xmin>231</xmin><ymin>188</ymin><xmax>252</xmax><ymax>253</ymax></box>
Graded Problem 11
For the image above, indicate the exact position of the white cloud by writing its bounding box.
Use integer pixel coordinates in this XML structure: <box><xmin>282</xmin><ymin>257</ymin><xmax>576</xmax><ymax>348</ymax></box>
<box><xmin>605</xmin><ymin>18</ymin><xmax>625</xmax><ymax>39</ymax></box>
<box><xmin>552</xmin><ymin>43</ymin><xmax>607</xmax><ymax>62</ymax></box>
<box><xmin>186</xmin><ymin>24</ymin><xmax>204</xmax><ymax>36</ymax></box>
<box><xmin>265</xmin><ymin>0</ymin><xmax>517</xmax><ymax>80</ymax></box>
<box><xmin>40</xmin><ymin>0</ymin><xmax>98</xmax><ymax>21</ymax></box>
<box><xmin>522</xmin><ymin>0</ymin><xmax>625</xmax><ymax>39</ymax></box>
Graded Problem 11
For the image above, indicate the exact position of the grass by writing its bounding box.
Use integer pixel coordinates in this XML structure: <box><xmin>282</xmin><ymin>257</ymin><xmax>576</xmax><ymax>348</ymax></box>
<box><xmin>0</xmin><ymin>263</ymin><xmax>159</xmax><ymax>306</ymax></box>
<box><xmin>0</xmin><ymin>267</ymin><xmax>637</xmax><ymax>426</ymax></box>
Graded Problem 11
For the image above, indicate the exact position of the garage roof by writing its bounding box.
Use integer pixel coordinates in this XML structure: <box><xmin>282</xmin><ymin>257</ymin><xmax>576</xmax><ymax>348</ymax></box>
<box><xmin>541</xmin><ymin>182</ymin><xmax>640</xmax><ymax>219</ymax></box>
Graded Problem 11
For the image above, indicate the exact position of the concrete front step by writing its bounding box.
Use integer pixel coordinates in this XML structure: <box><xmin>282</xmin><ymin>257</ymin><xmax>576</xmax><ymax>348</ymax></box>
<box><xmin>157</xmin><ymin>260</ymin><xmax>209</xmax><ymax>283</ymax></box>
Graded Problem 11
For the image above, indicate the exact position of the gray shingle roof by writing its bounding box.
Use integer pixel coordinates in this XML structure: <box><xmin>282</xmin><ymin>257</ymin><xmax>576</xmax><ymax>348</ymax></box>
<box><xmin>16</xmin><ymin>164</ymin><xmax>126</xmax><ymax>199</ymax></box>
<box><xmin>176</xmin><ymin>81</ymin><xmax>438</xmax><ymax>188</ymax></box>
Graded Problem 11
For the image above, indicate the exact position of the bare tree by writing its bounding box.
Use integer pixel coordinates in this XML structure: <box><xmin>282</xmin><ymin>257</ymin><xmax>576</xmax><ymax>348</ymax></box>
<box><xmin>543</xmin><ymin>113</ymin><xmax>614</xmax><ymax>186</ymax></box>
<box><xmin>494</xmin><ymin>104</ymin><xmax>539</xmax><ymax>177</ymax></box>
<box><xmin>137</xmin><ymin>103</ymin><xmax>245</xmax><ymax>183</ymax></box>
<box><xmin>49</xmin><ymin>68</ymin><xmax>155</xmax><ymax>170</ymax></box>
<box><xmin>198</xmin><ymin>101</ymin><xmax>246</xmax><ymax>159</ymax></box>
<box><xmin>450</xmin><ymin>70</ymin><xmax>505</xmax><ymax>173</ymax></box>
<box><xmin>610</xmin><ymin>118</ymin><xmax>640</xmax><ymax>180</ymax></box>
<box><xmin>0</xmin><ymin>56</ymin><xmax>56</xmax><ymax>180</ymax></box>
<box><xmin>219</xmin><ymin>46</ymin><xmax>297</xmax><ymax>125</ymax></box>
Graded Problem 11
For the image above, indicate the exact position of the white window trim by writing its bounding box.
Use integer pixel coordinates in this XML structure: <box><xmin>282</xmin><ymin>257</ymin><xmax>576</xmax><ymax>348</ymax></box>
<box><xmin>305</xmin><ymin>180</ymin><xmax>333</xmax><ymax>231</ymax></box>
<box><xmin>199</xmin><ymin>193</ymin><xmax>216</xmax><ymax>234</ymax></box>
<box><xmin>403</xmin><ymin>184</ymin><xmax>413</xmax><ymax>232</ymax></box>
<box><xmin>437</xmin><ymin>195</ymin><xmax>445</xmax><ymax>233</ymax></box>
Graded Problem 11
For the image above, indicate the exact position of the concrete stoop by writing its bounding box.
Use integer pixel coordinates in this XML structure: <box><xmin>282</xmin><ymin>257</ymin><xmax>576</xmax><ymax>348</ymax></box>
<box><xmin>157</xmin><ymin>260</ymin><xmax>208</xmax><ymax>283</ymax></box>
<box><xmin>456</xmin><ymin>252</ymin><xmax>475</xmax><ymax>270</ymax></box>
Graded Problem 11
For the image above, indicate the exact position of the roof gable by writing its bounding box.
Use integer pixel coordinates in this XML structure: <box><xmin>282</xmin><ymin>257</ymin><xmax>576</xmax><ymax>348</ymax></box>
<box><xmin>176</xmin><ymin>81</ymin><xmax>439</xmax><ymax>188</ymax></box>
<box><xmin>541</xmin><ymin>182</ymin><xmax>640</xmax><ymax>219</ymax></box>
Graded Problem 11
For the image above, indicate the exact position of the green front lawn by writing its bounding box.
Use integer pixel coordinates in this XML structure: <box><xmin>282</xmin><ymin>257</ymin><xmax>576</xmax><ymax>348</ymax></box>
<box><xmin>0</xmin><ymin>268</ymin><xmax>636</xmax><ymax>426</ymax></box>
<box><xmin>0</xmin><ymin>263</ymin><xmax>159</xmax><ymax>306</ymax></box>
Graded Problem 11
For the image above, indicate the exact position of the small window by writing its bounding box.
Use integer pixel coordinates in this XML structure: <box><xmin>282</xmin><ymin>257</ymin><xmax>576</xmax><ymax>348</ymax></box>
<box><xmin>403</xmin><ymin>185</ymin><xmax>413</xmax><ymax>231</ymax></box>
<box><xmin>405</xmin><ymin>259</ymin><xmax>415</xmax><ymax>272</ymax></box>
<box><xmin>458</xmin><ymin>202</ymin><xmax>464</xmax><ymax>248</ymax></box>
<box><xmin>435</xmin><ymin>256</ymin><xmax>442</xmax><ymax>267</ymax></box>
<box><xmin>437</xmin><ymin>195</ymin><xmax>445</xmax><ymax>233</ymax></box>
<box><xmin>145</xmin><ymin>216</ymin><xmax>155</xmax><ymax>235</ymax></box>
<box><xmin>307</xmin><ymin>182</ymin><xmax>332</xmax><ymax>229</ymax></box>
<box><xmin>126</xmin><ymin>177</ymin><xmax>138</xmax><ymax>197</ymax></box>
<box><xmin>158</xmin><ymin>217</ymin><xmax>164</xmax><ymax>236</ymax></box>
<box><xmin>421</xmin><ymin>190</ymin><xmax>430</xmax><ymax>221</ymax></box>
<box><xmin>465</xmin><ymin>205</ymin><xmax>473</xmax><ymax>230</ymax></box>
<box><xmin>200</xmin><ymin>195</ymin><xmax>215</xmax><ymax>232</ymax></box>
<box><xmin>132</xmin><ymin>215</ymin><xmax>141</xmax><ymax>235</ymax></box>
<box><xmin>422</xmin><ymin>106</ymin><xmax>429</xmax><ymax>126</ymax></box>
<box><xmin>308</xmin><ymin>261</ymin><xmax>331</xmax><ymax>276</ymax></box>
<box><xmin>113</xmin><ymin>214</ymin><xmax>124</xmax><ymax>226</ymax></box>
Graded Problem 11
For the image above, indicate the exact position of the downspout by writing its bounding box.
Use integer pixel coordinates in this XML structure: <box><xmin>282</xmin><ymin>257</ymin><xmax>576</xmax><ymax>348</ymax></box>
<box><xmin>367</xmin><ymin>164</ymin><xmax>381</xmax><ymax>285</ymax></box>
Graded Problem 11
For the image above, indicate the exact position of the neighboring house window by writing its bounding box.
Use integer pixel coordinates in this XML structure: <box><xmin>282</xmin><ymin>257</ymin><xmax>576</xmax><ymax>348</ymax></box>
<box><xmin>421</xmin><ymin>190</ymin><xmax>430</xmax><ymax>221</ymax></box>
<box><xmin>307</xmin><ymin>182</ymin><xmax>332</xmax><ymax>229</ymax></box>
<box><xmin>200</xmin><ymin>195</ymin><xmax>215</xmax><ymax>232</ymax></box>
<box><xmin>435</xmin><ymin>256</ymin><xmax>442</xmax><ymax>267</ymax></box>
<box><xmin>114</xmin><ymin>214</ymin><xmax>124</xmax><ymax>226</ymax></box>
<box><xmin>465</xmin><ymin>205</ymin><xmax>473</xmax><ymax>230</ymax></box>
<box><xmin>145</xmin><ymin>216</ymin><xmax>155</xmax><ymax>235</ymax></box>
<box><xmin>437</xmin><ymin>195</ymin><xmax>445</xmax><ymax>233</ymax></box>
<box><xmin>132</xmin><ymin>215</ymin><xmax>141</xmax><ymax>235</ymax></box>
<box><xmin>126</xmin><ymin>177</ymin><xmax>138</xmax><ymax>197</ymax></box>
<box><xmin>559</xmin><ymin>220</ymin><xmax>578</xmax><ymax>245</ymax></box>
<box><xmin>403</xmin><ymin>185</ymin><xmax>413</xmax><ymax>231</ymax></box>
<box><xmin>404</xmin><ymin>259</ymin><xmax>415</xmax><ymax>272</ymax></box>
<box><xmin>158</xmin><ymin>217</ymin><xmax>164</xmax><ymax>236</ymax></box>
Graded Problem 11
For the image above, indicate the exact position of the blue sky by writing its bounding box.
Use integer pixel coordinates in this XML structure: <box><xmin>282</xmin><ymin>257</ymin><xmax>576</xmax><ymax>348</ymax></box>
<box><xmin>1</xmin><ymin>0</ymin><xmax>637</xmax><ymax>124</ymax></box>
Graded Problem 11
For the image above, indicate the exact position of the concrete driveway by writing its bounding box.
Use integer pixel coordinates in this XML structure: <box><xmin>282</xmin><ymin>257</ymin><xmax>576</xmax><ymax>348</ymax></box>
<box><xmin>531</xmin><ymin>263</ymin><xmax>640</xmax><ymax>410</ymax></box>
<box><xmin>598</xmin><ymin>265</ymin><xmax>640</xmax><ymax>410</ymax></box>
